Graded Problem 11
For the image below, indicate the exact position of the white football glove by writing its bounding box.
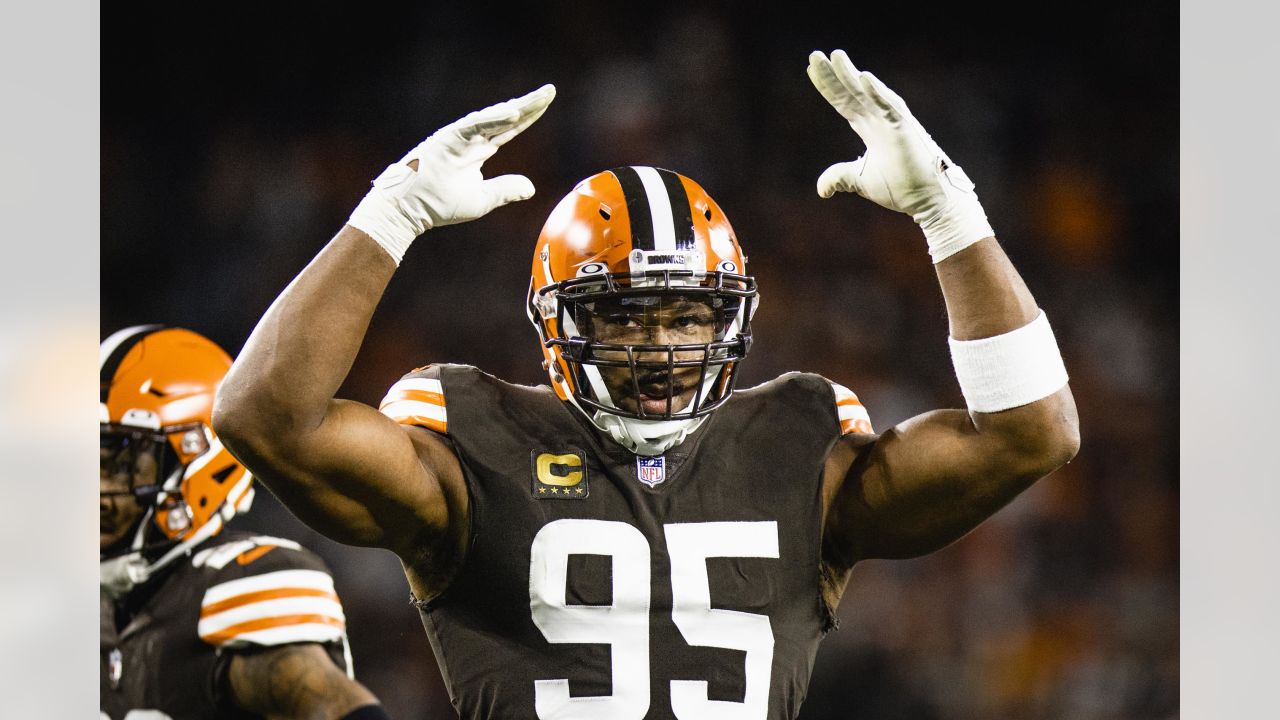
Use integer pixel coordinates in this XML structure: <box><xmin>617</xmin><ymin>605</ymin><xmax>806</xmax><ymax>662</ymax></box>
<box><xmin>348</xmin><ymin>84</ymin><xmax>557</xmax><ymax>264</ymax></box>
<box><xmin>807</xmin><ymin>50</ymin><xmax>993</xmax><ymax>263</ymax></box>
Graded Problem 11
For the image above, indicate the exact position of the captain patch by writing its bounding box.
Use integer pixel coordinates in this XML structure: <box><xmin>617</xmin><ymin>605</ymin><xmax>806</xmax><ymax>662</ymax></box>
<box><xmin>531</xmin><ymin>449</ymin><xmax>589</xmax><ymax>499</ymax></box>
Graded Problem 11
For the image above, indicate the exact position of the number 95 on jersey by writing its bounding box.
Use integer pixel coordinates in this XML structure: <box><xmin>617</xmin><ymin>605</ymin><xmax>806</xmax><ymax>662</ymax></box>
<box><xmin>530</xmin><ymin>518</ymin><xmax>781</xmax><ymax>720</ymax></box>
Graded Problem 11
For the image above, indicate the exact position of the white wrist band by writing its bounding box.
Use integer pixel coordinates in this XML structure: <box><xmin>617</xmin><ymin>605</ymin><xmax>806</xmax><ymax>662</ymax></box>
<box><xmin>948</xmin><ymin>310</ymin><xmax>1069</xmax><ymax>413</ymax></box>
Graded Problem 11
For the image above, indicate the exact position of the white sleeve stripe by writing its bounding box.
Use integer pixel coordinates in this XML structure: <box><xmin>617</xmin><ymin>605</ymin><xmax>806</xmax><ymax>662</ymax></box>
<box><xmin>380</xmin><ymin>398</ymin><xmax>447</xmax><ymax>422</ymax></box>
<box><xmin>829</xmin><ymin>382</ymin><xmax>857</xmax><ymax>400</ymax></box>
<box><xmin>246</xmin><ymin>536</ymin><xmax>302</xmax><ymax>550</ymax></box>
<box><xmin>199</xmin><ymin>598</ymin><xmax>345</xmax><ymax>635</ymax></box>
<box><xmin>390</xmin><ymin>377</ymin><xmax>443</xmax><ymax>395</ymax></box>
<box><xmin>213</xmin><ymin>624</ymin><xmax>346</xmax><ymax>648</ymax></box>
<box><xmin>202</xmin><ymin>569</ymin><xmax>335</xmax><ymax>605</ymax></box>
<box><xmin>838</xmin><ymin>405</ymin><xmax>871</xmax><ymax>422</ymax></box>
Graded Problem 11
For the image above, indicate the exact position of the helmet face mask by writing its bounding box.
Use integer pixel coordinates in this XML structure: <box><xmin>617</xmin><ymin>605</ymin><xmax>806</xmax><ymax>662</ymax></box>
<box><xmin>528</xmin><ymin>167</ymin><xmax>759</xmax><ymax>453</ymax></box>
<box><xmin>544</xmin><ymin>271</ymin><xmax>756</xmax><ymax>421</ymax></box>
<box><xmin>100</xmin><ymin>428</ymin><xmax>166</xmax><ymax>553</ymax></box>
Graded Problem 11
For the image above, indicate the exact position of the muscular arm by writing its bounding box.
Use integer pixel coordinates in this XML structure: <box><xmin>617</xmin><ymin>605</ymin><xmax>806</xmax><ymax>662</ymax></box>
<box><xmin>822</xmin><ymin>238</ymin><xmax>1079</xmax><ymax>567</ymax></box>
<box><xmin>212</xmin><ymin>87</ymin><xmax>552</xmax><ymax>578</ymax></box>
<box><xmin>806</xmin><ymin>52</ymin><xmax>1079</xmax><ymax>577</ymax></box>
<box><xmin>227</xmin><ymin>643</ymin><xmax>381</xmax><ymax>720</ymax></box>
<box><xmin>213</xmin><ymin>228</ymin><xmax>460</xmax><ymax>559</ymax></box>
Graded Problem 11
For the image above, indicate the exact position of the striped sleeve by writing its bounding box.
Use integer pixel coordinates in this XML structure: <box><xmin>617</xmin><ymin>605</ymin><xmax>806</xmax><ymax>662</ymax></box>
<box><xmin>829</xmin><ymin>380</ymin><xmax>873</xmax><ymax>435</ymax></box>
<box><xmin>198</xmin><ymin>568</ymin><xmax>346</xmax><ymax>648</ymax></box>
<box><xmin>379</xmin><ymin>366</ymin><xmax>447</xmax><ymax>434</ymax></box>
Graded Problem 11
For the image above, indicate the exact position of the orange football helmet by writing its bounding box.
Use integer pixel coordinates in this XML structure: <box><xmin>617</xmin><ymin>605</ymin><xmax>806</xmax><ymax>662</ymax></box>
<box><xmin>527</xmin><ymin>167</ymin><xmax>758</xmax><ymax>454</ymax></box>
<box><xmin>100</xmin><ymin>325</ymin><xmax>253</xmax><ymax>594</ymax></box>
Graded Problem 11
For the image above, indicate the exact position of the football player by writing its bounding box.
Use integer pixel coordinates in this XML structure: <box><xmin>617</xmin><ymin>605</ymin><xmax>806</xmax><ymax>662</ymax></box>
<box><xmin>100</xmin><ymin>325</ymin><xmax>388</xmax><ymax>720</ymax></box>
<box><xmin>213</xmin><ymin>50</ymin><xmax>1079</xmax><ymax>719</ymax></box>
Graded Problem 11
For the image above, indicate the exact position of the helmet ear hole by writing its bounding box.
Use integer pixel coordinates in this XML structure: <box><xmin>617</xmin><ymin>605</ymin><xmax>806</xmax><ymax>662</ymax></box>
<box><xmin>704</xmin><ymin>207</ymin><xmax>712</xmax><ymax>221</ymax></box>
<box><xmin>599</xmin><ymin>206</ymin><xmax>611</xmax><ymax>221</ymax></box>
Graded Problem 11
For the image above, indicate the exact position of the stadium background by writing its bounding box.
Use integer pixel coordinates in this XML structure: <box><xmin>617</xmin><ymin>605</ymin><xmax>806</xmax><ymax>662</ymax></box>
<box><xmin>102</xmin><ymin>3</ymin><xmax>1177</xmax><ymax>718</ymax></box>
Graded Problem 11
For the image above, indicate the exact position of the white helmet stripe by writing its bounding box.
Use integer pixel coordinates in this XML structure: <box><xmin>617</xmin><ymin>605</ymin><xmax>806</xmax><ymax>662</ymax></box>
<box><xmin>634</xmin><ymin>166</ymin><xmax>677</xmax><ymax>252</ymax></box>
<box><xmin>100</xmin><ymin>324</ymin><xmax>163</xmax><ymax>370</ymax></box>
<box><xmin>100</xmin><ymin>324</ymin><xmax>164</xmax><ymax>404</ymax></box>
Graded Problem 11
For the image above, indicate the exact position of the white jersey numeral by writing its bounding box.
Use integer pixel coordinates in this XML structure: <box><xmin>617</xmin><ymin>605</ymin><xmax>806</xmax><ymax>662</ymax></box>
<box><xmin>666</xmin><ymin>522</ymin><xmax>778</xmax><ymax>719</ymax></box>
<box><xmin>530</xmin><ymin>519</ymin><xmax>651</xmax><ymax>720</ymax></box>
<box><xmin>529</xmin><ymin>519</ymin><xmax>779</xmax><ymax>720</ymax></box>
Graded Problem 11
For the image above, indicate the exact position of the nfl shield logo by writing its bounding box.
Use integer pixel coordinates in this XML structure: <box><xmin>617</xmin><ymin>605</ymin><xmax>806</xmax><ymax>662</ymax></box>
<box><xmin>635</xmin><ymin>456</ymin><xmax>666</xmax><ymax>487</ymax></box>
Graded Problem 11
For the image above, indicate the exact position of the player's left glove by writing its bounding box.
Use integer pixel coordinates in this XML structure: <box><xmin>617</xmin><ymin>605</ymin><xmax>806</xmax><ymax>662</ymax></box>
<box><xmin>807</xmin><ymin>50</ymin><xmax>993</xmax><ymax>263</ymax></box>
<box><xmin>348</xmin><ymin>84</ymin><xmax>556</xmax><ymax>264</ymax></box>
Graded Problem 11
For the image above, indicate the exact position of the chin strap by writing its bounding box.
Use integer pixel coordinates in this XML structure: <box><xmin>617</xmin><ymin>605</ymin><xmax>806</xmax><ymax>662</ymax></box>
<box><xmin>100</xmin><ymin>509</ymin><xmax>223</xmax><ymax>602</ymax></box>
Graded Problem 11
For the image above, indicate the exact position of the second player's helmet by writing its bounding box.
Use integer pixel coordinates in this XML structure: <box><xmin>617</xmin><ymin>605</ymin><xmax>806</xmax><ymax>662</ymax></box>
<box><xmin>99</xmin><ymin>325</ymin><xmax>254</xmax><ymax>596</ymax></box>
<box><xmin>527</xmin><ymin>167</ymin><xmax>759</xmax><ymax>455</ymax></box>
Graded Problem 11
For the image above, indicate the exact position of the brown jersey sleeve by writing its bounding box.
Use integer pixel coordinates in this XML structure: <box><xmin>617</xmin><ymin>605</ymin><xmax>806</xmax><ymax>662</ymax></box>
<box><xmin>378</xmin><ymin>364</ymin><xmax>448</xmax><ymax>434</ymax></box>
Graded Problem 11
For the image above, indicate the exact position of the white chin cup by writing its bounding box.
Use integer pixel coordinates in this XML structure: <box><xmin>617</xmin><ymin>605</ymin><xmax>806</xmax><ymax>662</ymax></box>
<box><xmin>593</xmin><ymin>413</ymin><xmax>706</xmax><ymax>457</ymax></box>
<box><xmin>100</xmin><ymin>552</ymin><xmax>152</xmax><ymax>601</ymax></box>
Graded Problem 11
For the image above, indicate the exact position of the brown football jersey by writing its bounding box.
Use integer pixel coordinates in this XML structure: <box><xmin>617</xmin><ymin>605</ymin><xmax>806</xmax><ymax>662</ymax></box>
<box><xmin>380</xmin><ymin>364</ymin><xmax>872</xmax><ymax>720</ymax></box>
<box><xmin>100</xmin><ymin>529</ymin><xmax>352</xmax><ymax>720</ymax></box>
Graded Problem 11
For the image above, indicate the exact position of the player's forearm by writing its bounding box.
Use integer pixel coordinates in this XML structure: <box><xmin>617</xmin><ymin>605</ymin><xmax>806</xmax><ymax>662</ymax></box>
<box><xmin>934</xmin><ymin>238</ymin><xmax>1080</xmax><ymax>467</ymax></box>
<box><xmin>215</xmin><ymin>226</ymin><xmax>396</xmax><ymax>440</ymax></box>
<box><xmin>934</xmin><ymin>237</ymin><xmax>1036</xmax><ymax>338</ymax></box>
<box><xmin>228</xmin><ymin>643</ymin><xmax>382</xmax><ymax>720</ymax></box>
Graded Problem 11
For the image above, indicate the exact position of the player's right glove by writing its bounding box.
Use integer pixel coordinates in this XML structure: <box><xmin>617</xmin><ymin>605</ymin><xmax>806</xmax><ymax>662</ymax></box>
<box><xmin>348</xmin><ymin>84</ymin><xmax>556</xmax><ymax>264</ymax></box>
<box><xmin>807</xmin><ymin>50</ymin><xmax>993</xmax><ymax>263</ymax></box>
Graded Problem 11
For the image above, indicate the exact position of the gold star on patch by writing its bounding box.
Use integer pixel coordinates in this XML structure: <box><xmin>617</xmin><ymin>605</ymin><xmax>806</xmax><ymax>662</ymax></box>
<box><xmin>575</xmin><ymin>487</ymin><xmax>584</xmax><ymax>494</ymax></box>
<box><xmin>538</xmin><ymin>487</ymin><xmax>546</xmax><ymax>493</ymax></box>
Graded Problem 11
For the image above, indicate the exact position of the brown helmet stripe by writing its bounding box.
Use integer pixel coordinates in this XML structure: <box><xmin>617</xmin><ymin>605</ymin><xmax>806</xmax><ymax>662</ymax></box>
<box><xmin>609</xmin><ymin>166</ymin><xmax>655</xmax><ymax>251</ymax></box>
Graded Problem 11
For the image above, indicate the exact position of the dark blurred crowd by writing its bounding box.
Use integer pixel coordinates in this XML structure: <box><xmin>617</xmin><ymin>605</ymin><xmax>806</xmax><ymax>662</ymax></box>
<box><xmin>103</xmin><ymin>4</ymin><xmax>1177</xmax><ymax>718</ymax></box>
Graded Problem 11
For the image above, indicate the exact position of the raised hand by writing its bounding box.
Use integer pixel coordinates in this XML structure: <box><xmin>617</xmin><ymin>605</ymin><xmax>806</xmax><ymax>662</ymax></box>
<box><xmin>348</xmin><ymin>84</ymin><xmax>557</xmax><ymax>263</ymax></box>
<box><xmin>807</xmin><ymin>50</ymin><xmax>992</xmax><ymax>262</ymax></box>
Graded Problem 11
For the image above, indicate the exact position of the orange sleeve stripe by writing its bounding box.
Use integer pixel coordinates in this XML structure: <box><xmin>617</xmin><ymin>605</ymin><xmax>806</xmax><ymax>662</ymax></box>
<box><xmin>841</xmin><ymin>418</ymin><xmax>874</xmax><ymax>434</ymax></box>
<box><xmin>199</xmin><ymin>613</ymin><xmax>345</xmax><ymax>645</ymax></box>
<box><xmin>235</xmin><ymin>545</ymin><xmax>277</xmax><ymax>566</ymax></box>
<box><xmin>836</xmin><ymin>396</ymin><xmax>863</xmax><ymax>407</ymax></box>
<box><xmin>395</xmin><ymin>414</ymin><xmax>447</xmax><ymax>433</ymax></box>
<box><xmin>200</xmin><ymin>588</ymin><xmax>340</xmax><ymax>618</ymax></box>
<box><xmin>380</xmin><ymin>388</ymin><xmax>445</xmax><ymax>408</ymax></box>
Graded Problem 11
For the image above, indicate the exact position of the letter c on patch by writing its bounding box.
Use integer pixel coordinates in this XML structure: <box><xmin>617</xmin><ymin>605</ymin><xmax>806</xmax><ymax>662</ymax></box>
<box><xmin>536</xmin><ymin>453</ymin><xmax>584</xmax><ymax>486</ymax></box>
